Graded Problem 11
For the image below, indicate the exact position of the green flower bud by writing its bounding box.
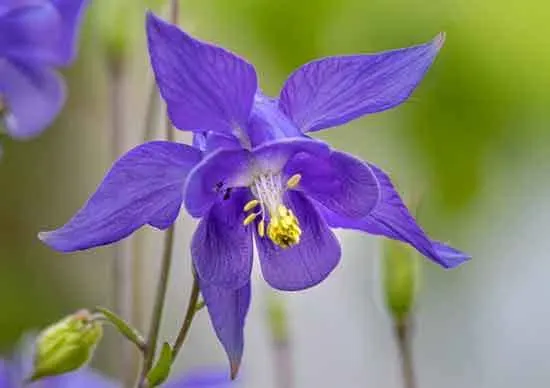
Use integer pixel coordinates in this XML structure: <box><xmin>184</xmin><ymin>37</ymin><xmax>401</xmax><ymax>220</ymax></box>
<box><xmin>382</xmin><ymin>239</ymin><xmax>420</xmax><ymax>324</ymax></box>
<box><xmin>267</xmin><ymin>294</ymin><xmax>288</xmax><ymax>343</ymax></box>
<box><xmin>94</xmin><ymin>0</ymin><xmax>148</xmax><ymax>64</ymax></box>
<box><xmin>31</xmin><ymin>310</ymin><xmax>103</xmax><ymax>381</ymax></box>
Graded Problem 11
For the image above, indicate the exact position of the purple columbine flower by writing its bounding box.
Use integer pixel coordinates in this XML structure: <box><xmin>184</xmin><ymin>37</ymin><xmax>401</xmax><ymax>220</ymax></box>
<box><xmin>0</xmin><ymin>0</ymin><xmax>88</xmax><ymax>139</ymax></box>
<box><xmin>39</xmin><ymin>12</ymin><xmax>470</xmax><ymax>377</ymax></box>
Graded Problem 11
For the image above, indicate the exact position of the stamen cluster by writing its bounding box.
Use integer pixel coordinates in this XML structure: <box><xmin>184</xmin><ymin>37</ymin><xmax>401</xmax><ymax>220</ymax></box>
<box><xmin>242</xmin><ymin>173</ymin><xmax>302</xmax><ymax>248</ymax></box>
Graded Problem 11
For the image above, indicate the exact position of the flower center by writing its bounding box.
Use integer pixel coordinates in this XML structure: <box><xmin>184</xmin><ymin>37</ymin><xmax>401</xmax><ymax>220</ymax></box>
<box><xmin>242</xmin><ymin>172</ymin><xmax>302</xmax><ymax>248</ymax></box>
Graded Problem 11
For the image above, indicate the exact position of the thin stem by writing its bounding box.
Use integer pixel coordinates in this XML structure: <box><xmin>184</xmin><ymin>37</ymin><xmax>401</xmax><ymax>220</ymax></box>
<box><xmin>267</xmin><ymin>295</ymin><xmax>294</xmax><ymax>388</ymax></box>
<box><xmin>136</xmin><ymin>3</ymin><xmax>180</xmax><ymax>386</ymax></box>
<box><xmin>108</xmin><ymin>61</ymin><xmax>135</xmax><ymax>388</ymax></box>
<box><xmin>273</xmin><ymin>341</ymin><xmax>295</xmax><ymax>388</ymax></box>
<box><xmin>141</xmin><ymin>81</ymin><xmax>160</xmax><ymax>141</ymax></box>
<box><xmin>172</xmin><ymin>275</ymin><xmax>200</xmax><ymax>357</ymax></box>
<box><xmin>395</xmin><ymin>320</ymin><xmax>417</xmax><ymax>388</ymax></box>
<box><xmin>169</xmin><ymin>0</ymin><xmax>179</xmax><ymax>24</ymax></box>
<box><xmin>137</xmin><ymin>225</ymin><xmax>176</xmax><ymax>387</ymax></box>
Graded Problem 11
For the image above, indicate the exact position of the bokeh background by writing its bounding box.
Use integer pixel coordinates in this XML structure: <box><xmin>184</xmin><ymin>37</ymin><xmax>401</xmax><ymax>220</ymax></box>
<box><xmin>1</xmin><ymin>0</ymin><xmax>550</xmax><ymax>387</ymax></box>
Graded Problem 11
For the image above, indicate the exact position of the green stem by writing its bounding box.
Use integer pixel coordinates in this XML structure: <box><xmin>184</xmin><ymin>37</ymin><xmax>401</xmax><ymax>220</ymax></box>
<box><xmin>172</xmin><ymin>275</ymin><xmax>200</xmax><ymax>357</ymax></box>
<box><xmin>395</xmin><ymin>320</ymin><xmax>417</xmax><ymax>388</ymax></box>
<box><xmin>107</xmin><ymin>60</ymin><xmax>136</xmax><ymax>388</ymax></box>
<box><xmin>136</xmin><ymin>3</ymin><xmax>181</xmax><ymax>386</ymax></box>
<box><xmin>137</xmin><ymin>225</ymin><xmax>175</xmax><ymax>387</ymax></box>
<box><xmin>141</xmin><ymin>81</ymin><xmax>160</xmax><ymax>141</ymax></box>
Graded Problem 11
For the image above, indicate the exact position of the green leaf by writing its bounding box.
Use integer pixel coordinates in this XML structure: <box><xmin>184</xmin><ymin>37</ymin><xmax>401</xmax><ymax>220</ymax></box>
<box><xmin>94</xmin><ymin>306</ymin><xmax>146</xmax><ymax>352</ymax></box>
<box><xmin>147</xmin><ymin>342</ymin><xmax>173</xmax><ymax>387</ymax></box>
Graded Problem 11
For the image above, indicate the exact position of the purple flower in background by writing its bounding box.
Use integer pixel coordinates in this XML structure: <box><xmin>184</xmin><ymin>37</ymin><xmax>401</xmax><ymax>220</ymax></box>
<box><xmin>0</xmin><ymin>337</ymin><xmax>118</xmax><ymax>388</ymax></box>
<box><xmin>0</xmin><ymin>358</ymin><xmax>234</xmax><ymax>388</ymax></box>
<box><xmin>39</xmin><ymin>12</ymin><xmax>470</xmax><ymax>378</ymax></box>
<box><xmin>0</xmin><ymin>0</ymin><xmax>89</xmax><ymax>139</ymax></box>
<box><xmin>0</xmin><ymin>337</ymin><xmax>235</xmax><ymax>387</ymax></box>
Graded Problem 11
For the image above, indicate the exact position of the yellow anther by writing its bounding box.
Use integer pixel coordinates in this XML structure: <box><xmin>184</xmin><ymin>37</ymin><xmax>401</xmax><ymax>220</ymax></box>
<box><xmin>257</xmin><ymin>220</ymin><xmax>265</xmax><ymax>237</ymax></box>
<box><xmin>243</xmin><ymin>199</ymin><xmax>260</xmax><ymax>212</ymax></box>
<box><xmin>243</xmin><ymin>213</ymin><xmax>257</xmax><ymax>226</ymax></box>
<box><xmin>267</xmin><ymin>205</ymin><xmax>302</xmax><ymax>248</ymax></box>
<box><xmin>286</xmin><ymin>174</ymin><xmax>302</xmax><ymax>189</ymax></box>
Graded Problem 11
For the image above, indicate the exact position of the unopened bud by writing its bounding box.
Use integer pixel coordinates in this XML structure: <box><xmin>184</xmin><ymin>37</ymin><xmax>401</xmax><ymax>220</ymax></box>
<box><xmin>31</xmin><ymin>310</ymin><xmax>103</xmax><ymax>381</ymax></box>
<box><xmin>267</xmin><ymin>294</ymin><xmax>288</xmax><ymax>343</ymax></box>
<box><xmin>382</xmin><ymin>240</ymin><xmax>420</xmax><ymax>324</ymax></box>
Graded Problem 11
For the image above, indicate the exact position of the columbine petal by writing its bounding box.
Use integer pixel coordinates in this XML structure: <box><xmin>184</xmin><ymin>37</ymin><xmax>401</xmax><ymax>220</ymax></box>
<box><xmin>251</xmin><ymin>137</ymin><xmax>330</xmax><ymax>172</ymax></box>
<box><xmin>146</xmin><ymin>12</ymin><xmax>258</xmax><ymax>135</ymax></box>
<box><xmin>201</xmin><ymin>281</ymin><xmax>251</xmax><ymax>380</ymax></box>
<box><xmin>185</xmin><ymin>137</ymin><xmax>331</xmax><ymax>217</ymax></box>
<box><xmin>279</xmin><ymin>34</ymin><xmax>445</xmax><ymax>133</ymax></box>
<box><xmin>0</xmin><ymin>2</ymin><xmax>60</xmax><ymax>63</ymax></box>
<box><xmin>0</xmin><ymin>360</ymin><xmax>10</xmax><ymax>387</ymax></box>
<box><xmin>163</xmin><ymin>369</ymin><xmax>234</xmax><ymax>388</ymax></box>
<box><xmin>185</xmin><ymin>149</ymin><xmax>253</xmax><ymax>218</ymax></box>
<box><xmin>192</xmin><ymin>190</ymin><xmax>253</xmax><ymax>289</ymax></box>
<box><xmin>321</xmin><ymin>163</ymin><xmax>470</xmax><ymax>269</ymax></box>
<box><xmin>193</xmin><ymin>132</ymin><xmax>242</xmax><ymax>154</ymax></box>
<box><xmin>49</xmin><ymin>0</ymin><xmax>89</xmax><ymax>66</ymax></box>
<box><xmin>284</xmin><ymin>148</ymin><xmax>379</xmax><ymax>219</ymax></box>
<box><xmin>256</xmin><ymin>191</ymin><xmax>341</xmax><ymax>291</ymax></box>
<box><xmin>0</xmin><ymin>60</ymin><xmax>65</xmax><ymax>139</ymax></box>
<box><xmin>37</xmin><ymin>369</ymin><xmax>120</xmax><ymax>388</ymax></box>
<box><xmin>39</xmin><ymin>141</ymin><xmax>201</xmax><ymax>252</ymax></box>
<box><xmin>246</xmin><ymin>92</ymin><xmax>302</xmax><ymax>147</ymax></box>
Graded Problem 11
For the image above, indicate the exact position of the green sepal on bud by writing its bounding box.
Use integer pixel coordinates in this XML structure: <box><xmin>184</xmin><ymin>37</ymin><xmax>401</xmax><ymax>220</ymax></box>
<box><xmin>31</xmin><ymin>310</ymin><xmax>103</xmax><ymax>381</ymax></box>
<box><xmin>95</xmin><ymin>306</ymin><xmax>146</xmax><ymax>352</ymax></box>
<box><xmin>382</xmin><ymin>239</ymin><xmax>420</xmax><ymax>324</ymax></box>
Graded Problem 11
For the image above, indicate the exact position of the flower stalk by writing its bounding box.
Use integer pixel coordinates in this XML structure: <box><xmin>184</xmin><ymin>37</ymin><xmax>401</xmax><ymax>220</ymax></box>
<box><xmin>395</xmin><ymin>320</ymin><xmax>417</xmax><ymax>388</ymax></box>
<box><xmin>172</xmin><ymin>274</ymin><xmax>201</xmax><ymax>358</ymax></box>
<box><xmin>138</xmin><ymin>224</ymin><xmax>175</xmax><ymax>387</ymax></box>
<box><xmin>267</xmin><ymin>294</ymin><xmax>295</xmax><ymax>388</ymax></box>
<box><xmin>137</xmin><ymin>2</ymin><xmax>185</xmax><ymax>386</ymax></box>
<box><xmin>107</xmin><ymin>58</ymin><xmax>136</xmax><ymax>388</ymax></box>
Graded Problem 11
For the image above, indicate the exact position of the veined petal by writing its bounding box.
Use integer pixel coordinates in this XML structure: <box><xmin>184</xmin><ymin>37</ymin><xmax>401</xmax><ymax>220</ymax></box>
<box><xmin>279</xmin><ymin>34</ymin><xmax>445</xmax><ymax>133</ymax></box>
<box><xmin>184</xmin><ymin>149</ymin><xmax>253</xmax><ymax>218</ymax></box>
<box><xmin>284</xmin><ymin>148</ymin><xmax>379</xmax><ymax>219</ymax></box>
<box><xmin>192</xmin><ymin>131</ymin><xmax>242</xmax><ymax>154</ymax></box>
<box><xmin>192</xmin><ymin>190</ymin><xmax>253</xmax><ymax>289</ymax></box>
<box><xmin>201</xmin><ymin>281</ymin><xmax>251</xmax><ymax>380</ymax></box>
<box><xmin>184</xmin><ymin>138</ymin><xmax>330</xmax><ymax>217</ymax></box>
<box><xmin>0</xmin><ymin>59</ymin><xmax>65</xmax><ymax>139</ymax></box>
<box><xmin>252</xmin><ymin>137</ymin><xmax>330</xmax><ymax>172</ymax></box>
<box><xmin>246</xmin><ymin>92</ymin><xmax>302</xmax><ymax>147</ymax></box>
<box><xmin>256</xmin><ymin>191</ymin><xmax>341</xmax><ymax>291</ymax></box>
<box><xmin>39</xmin><ymin>141</ymin><xmax>202</xmax><ymax>252</ymax></box>
<box><xmin>320</xmin><ymin>163</ymin><xmax>470</xmax><ymax>269</ymax></box>
<box><xmin>146</xmin><ymin>12</ymin><xmax>258</xmax><ymax>135</ymax></box>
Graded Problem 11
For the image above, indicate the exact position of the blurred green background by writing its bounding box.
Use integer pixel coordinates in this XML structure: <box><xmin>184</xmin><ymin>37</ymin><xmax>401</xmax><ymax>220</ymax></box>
<box><xmin>0</xmin><ymin>0</ymin><xmax>549</xmax><ymax>386</ymax></box>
